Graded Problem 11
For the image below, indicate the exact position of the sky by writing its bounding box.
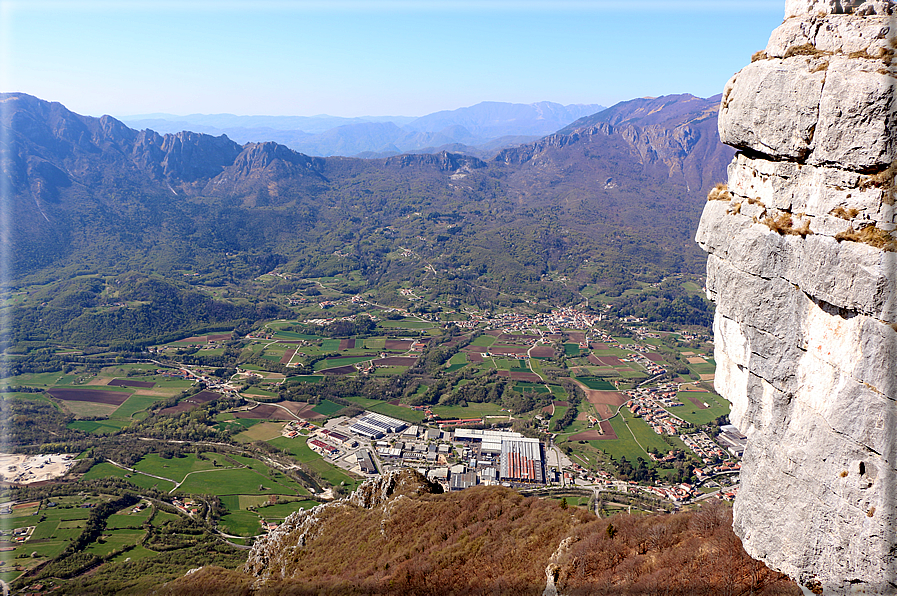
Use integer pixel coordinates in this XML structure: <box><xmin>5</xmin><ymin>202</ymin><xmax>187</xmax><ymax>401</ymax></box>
<box><xmin>0</xmin><ymin>0</ymin><xmax>785</xmax><ymax>119</ymax></box>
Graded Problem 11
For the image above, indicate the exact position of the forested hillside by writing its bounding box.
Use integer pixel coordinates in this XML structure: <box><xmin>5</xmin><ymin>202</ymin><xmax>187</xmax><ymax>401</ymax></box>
<box><xmin>2</xmin><ymin>92</ymin><xmax>732</xmax><ymax>348</ymax></box>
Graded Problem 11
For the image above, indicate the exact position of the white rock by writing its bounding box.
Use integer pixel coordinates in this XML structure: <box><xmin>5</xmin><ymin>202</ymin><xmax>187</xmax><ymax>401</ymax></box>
<box><xmin>719</xmin><ymin>58</ymin><xmax>826</xmax><ymax>159</ymax></box>
<box><xmin>785</xmin><ymin>0</ymin><xmax>895</xmax><ymax>17</ymax></box>
<box><xmin>698</xmin><ymin>3</ymin><xmax>897</xmax><ymax>593</ymax></box>
<box><xmin>811</xmin><ymin>56</ymin><xmax>896</xmax><ymax>169</ymax></box>
<box><xmin>768</xmin><ymin>13</ymin><xmax>892</xmax><ymax>56</ymax></box>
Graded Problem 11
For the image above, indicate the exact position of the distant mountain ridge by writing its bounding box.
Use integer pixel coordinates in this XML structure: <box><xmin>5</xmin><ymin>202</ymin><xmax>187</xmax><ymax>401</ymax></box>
<box><xmin>120</xmin><ymin>100</ymin><xmax>606</xmax><ymax>158</ymax></box>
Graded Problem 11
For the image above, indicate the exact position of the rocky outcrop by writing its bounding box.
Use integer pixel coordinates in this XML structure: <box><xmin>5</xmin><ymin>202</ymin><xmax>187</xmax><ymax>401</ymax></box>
<box><xmin>383</xmin><ymin>150</ymin><xmax>486</xmax><ymax>172</ymax></box>
<box><xmin>243</xmin><ymin>469</ymin><xmax>441</xmax><ymax>584</ymax></box>
<box><xmin>696</xmin><ymin>1</ymin><xmax>896</xmax><ymax>594</ymax></box>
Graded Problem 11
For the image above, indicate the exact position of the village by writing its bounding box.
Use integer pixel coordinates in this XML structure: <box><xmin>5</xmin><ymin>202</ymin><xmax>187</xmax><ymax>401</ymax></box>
<box><xmin>271</xmin><ymin>399</ymin><xmax>744</xmax><ymax>507</ymax></box>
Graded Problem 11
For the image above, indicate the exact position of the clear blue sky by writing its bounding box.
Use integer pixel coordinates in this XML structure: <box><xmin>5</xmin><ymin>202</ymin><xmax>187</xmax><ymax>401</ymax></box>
<box><xmin>1</xmin><ymin>0</ymin><xmax>784</xmax><ymax>118</ymax></box>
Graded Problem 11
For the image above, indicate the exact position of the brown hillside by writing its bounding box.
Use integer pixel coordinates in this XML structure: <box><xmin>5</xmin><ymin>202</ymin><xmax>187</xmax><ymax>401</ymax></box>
<box><xmin>160</xmin><ymin>475</ymin><xmax>799</xmax><ymax>596</ymax></box>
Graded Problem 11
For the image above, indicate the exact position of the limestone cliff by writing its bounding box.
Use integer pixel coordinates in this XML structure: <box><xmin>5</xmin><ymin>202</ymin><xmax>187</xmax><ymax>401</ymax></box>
<box><xmin>696</xmin><ymin>1</ymin><xmax>896</xmax><ymax>593</ymax></box>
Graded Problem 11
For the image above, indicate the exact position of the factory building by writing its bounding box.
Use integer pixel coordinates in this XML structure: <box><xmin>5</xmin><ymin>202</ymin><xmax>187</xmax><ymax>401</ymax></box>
<box><xmin>453</xmin><ymin>428</ymin><xmax>524</xmax><ymax>453</ymax></box>
<box><xmin>499</xmin><ymin>437</ymin><xmax>544</xmax><ymax>483</ymax></box>
<box><xmin>356</xmin><ymin>449</ymin><xmax>378</xmax><ymax>475</ymax></box>
<box><xmin>349</xmin><ymin>412</ymin><xmax>408</xmax><ymax>439</ymax></box>
<box><xmin>453</xmin><ymin>429</ymin><xmax>544</xmax><ymax>484</ymax></box>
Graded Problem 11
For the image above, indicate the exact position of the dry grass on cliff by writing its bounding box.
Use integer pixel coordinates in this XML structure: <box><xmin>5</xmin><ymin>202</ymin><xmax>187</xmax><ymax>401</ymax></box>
<box><xmin>762</xmin><ymin>212</ymin><xmax>812</xmax><ymax>236</ymax></box>
<box><xmin>783</xmin><ymin>44</ymin><xmax>829</xmax><ymax>59</ymax></box>
<box><xmin>159</xmin><ymin>490</ymin><xmax>799</xmax><ymax>596</ymax></box>
<box><xmin>555</xmin><ymin>501</ymin><xmax>799</xmax><ymax>596</ymax></box>
<box><xmin>707</xmin><ymin>183</ymin><xmax>732</xmax><ymax>202</ymax></box>
<box><xmin>835</xmin><ymin>225</ymin><xmax>897</xmax><ymax>251</ymax></box>
<box><xmin>860</xmin><ymin>160</ymin><xmax>896</xmax><ymax>205</ymax></box>
<box><xmin>830</xmin><ymin>206</ymin><xmax>861</xmax><ymax>220</ymax></box>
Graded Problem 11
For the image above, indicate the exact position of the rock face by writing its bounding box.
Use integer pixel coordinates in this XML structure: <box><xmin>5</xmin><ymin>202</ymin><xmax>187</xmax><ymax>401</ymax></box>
<box><xmin>696</xmin><ymin>1</ymin><xmax>896</xmax><ymax>594</ymax></box>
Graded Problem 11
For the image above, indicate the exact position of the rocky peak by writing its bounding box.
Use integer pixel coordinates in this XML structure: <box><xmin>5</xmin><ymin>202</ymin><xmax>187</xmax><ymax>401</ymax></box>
<box><xmin>696</xmin><ymin>2</ymin><xmax>895</xmax><ymax>594</ymax></box>
<box><xmin>347</xmin><ymin>468</ymin><xmax>442</xmax><ymax>509</ymax></box>
<box><xmin>155</xmin><ymin>130</ymin><xmax>242</xmax><ymax>182</ymax></box>
<box><xmin>226</xmin><ymin>141</ymin><xmax>323</xmax><ymax>177</ymax></box>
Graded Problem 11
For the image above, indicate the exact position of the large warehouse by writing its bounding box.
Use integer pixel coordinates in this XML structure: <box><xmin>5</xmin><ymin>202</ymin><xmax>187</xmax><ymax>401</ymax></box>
<box><xmin>453</xmin><ymin>428</ymin><xmax>524</xmax><ymax>454</ymax></box>
<box><xmin>454</xmin><ymin>429</ymin><xmax>544</xmax><ymax>484</ymax></box>
<box><xmin>349</xmin><ymin>412</ymin><xmax>408</xmax><ymax>439</ymax></box>
<box><xmin>499</xmin><ymin>437</ymin><xmax>544</xmax><ymax>483</ymax></box>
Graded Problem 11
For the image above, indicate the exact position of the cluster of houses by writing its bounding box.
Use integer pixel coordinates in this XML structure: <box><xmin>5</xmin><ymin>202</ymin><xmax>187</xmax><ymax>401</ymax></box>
<box><xmin>172</xmin><ymin>498</ymin><xmax>200</xmax><ymax>516</ymax></box>
<box><xmin>281</xmin><ymin>420</ymin><xmax>316</xmax><ymax>438</ymax></box>
<box><xmin>627</xmin><ymin>394</ymin><xmax>686</xmax><ymax>436</ymax></box>
<box><xmin>469</xmin><ymin>308</ymin><xmax>604</xmax><ymax>335</ymax></box>
<box><xmin>694</xmin><ymin>460</ymin><xmax>741</xmax><ymax>481</ymax></box>
<box><xmin>621</xmin><ymin>350</ymin><xmax>666</xmax><ymax>376</ymax></box>
<box><xmin>398</xmin><ymin>288</ymin><xmax>421</xmax><ymax>301</ymax></box>
<box><xmin>643</xmin><ymin>482</ymin><xmax>701</xmax><ymax>502</ymax></box>
<box><xmin>4</xmin><ymin>525</ymin><xmax>34</xmax><ymax>544</ymax></box>
<box><xmin>681</xmin><ymin>432</ymin><xmax>728</xmax><ymax>462</ymax></box>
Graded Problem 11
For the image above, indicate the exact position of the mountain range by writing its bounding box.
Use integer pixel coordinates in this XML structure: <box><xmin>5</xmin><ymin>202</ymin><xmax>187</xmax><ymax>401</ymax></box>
<box><xmin>2</xmin><ymin>91</ymin><xmax>732</xmax><ymax>346</ymax></box>
<box><xmin>120</xmin><ymin>101</ymin><xmax>606</xmax><ymax>158</ymax></box>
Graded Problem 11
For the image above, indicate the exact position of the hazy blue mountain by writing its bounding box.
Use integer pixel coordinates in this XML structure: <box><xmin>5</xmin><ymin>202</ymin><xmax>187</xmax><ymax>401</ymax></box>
<box><xmin>120</xmin><ymin>101</ymin><xmax>605</xmax><ymax>158</ymax></box>
<box><xmin>121</xmin><ymin>113</ymin><xmax>415</xmax><ymax>134</ymax></box>
<box><xmin>405</xmin><ymin>101</ymin><xmax>606</xmax><ymax>138</ymax></box>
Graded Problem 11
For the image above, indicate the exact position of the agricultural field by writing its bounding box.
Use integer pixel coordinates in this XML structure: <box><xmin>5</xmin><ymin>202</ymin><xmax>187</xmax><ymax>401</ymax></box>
<box><xmin>175</xmin><ymin>466</ymin><xmax>303</xmax><ymax>496</ymax></box>
<box><xmin>80</xmin><ymin>462</ymin><xmax>177</xmax><ymax>492</ymax></box>
<box><xmin>235</xmin><ymin>422</ymin><xmax>287</xmax><ymax>442</ymax></box>
<box><xmin>377</xmin><ymin>318</ymin><xmax>433</xmax><ymax>329</ymax></box>
<box><xmin>470</xmin><ymin>335</ymin><xmax>496</xmax><ymax>348</ymax></box>
<box><xmin>431</xmin><ymin>402</ymin><xmax>507</xmax><ymax>420</ymax></box>
<box><xmin>311</xmin><ymin>399</ymin><xmax>344</xmax><ymax>416</ymax></box>
<box><xmin>576</xmin><ymin>377</ymin><xmax>617</xmax><ymax>391</ymax></box>
<box><xmin>47</xmin><ymin>369</ymin><xmax>200</xmax><ymax>434</ymax></box>
<box><xmin>267</xmin><ymin>437</ymin><xmax>360</xmax><ymax>491</ymax></box>
<box><xmin>340</xmin><ymin>396</ymin><xmax>426</xmax><ymax>423</ymax></box>
<box><xmin>0</xmin><ymin>495</ymin><xmax>112</xmax><ymax>581</ymax></box>
<box><xmin>67</xmin><ymin>419</ymin><xmax>130</xmax><ymax>434</ymax></box>
<box><xmin>132</xmin><ymin>453</ymin><xmax>220</xmax><ymax>483</ymax></box>
<box><xmin>562</xmin><ymin>405</ymin><xmax>677</xmax><ymax>468</ymax></box>
<box><xmin>672</xmin><ymin>390</ymin><xmax>730</xmax><ymax>425</ymax></box>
